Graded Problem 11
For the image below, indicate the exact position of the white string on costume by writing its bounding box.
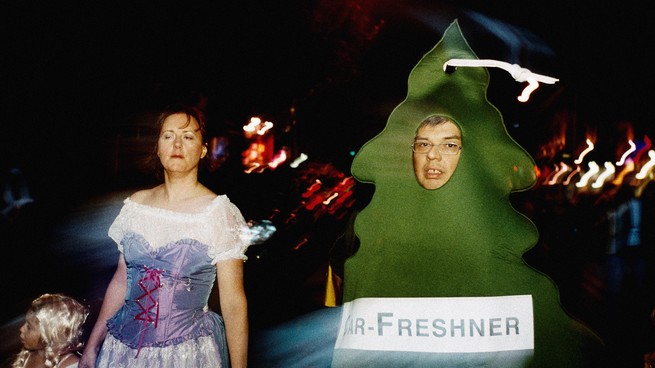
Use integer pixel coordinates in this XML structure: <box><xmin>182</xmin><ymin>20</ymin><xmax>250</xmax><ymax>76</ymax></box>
<box><xmin>442</xmin><ymin>59</ymin><xmax>559</xmax><ymax>102</ymax></box>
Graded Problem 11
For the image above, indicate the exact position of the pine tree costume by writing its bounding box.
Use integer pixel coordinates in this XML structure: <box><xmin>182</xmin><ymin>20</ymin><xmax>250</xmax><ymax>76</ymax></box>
<box><xmin>334</xmin><ymin>20</ymin><xmax>605</xmax><ymax>367</ymax></box>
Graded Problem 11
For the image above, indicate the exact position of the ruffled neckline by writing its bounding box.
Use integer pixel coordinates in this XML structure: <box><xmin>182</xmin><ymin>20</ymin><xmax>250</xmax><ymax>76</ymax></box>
<box><xmin>124</xmin><ymin>194</ymin><xmax>226</xmax><ymax>217</ymax></box>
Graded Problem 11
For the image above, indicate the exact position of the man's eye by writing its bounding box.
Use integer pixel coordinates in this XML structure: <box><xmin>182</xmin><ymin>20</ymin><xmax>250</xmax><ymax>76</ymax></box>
<box><xmin>418</xmin><ymin>142</ymin><xmax>431</xmax><ymax>148</ymax></box>
<box><xmin>445</xmin><ymin>143</ymin><xmax>458</xmax><ymax>148</ymax></box>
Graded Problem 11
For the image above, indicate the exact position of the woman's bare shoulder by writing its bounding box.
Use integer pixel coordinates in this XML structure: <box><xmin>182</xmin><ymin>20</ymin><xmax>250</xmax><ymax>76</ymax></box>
<box><xmin>128</xmin><ymin>186</ymin><xmax>160</xmax><ymax>204</ymax></box>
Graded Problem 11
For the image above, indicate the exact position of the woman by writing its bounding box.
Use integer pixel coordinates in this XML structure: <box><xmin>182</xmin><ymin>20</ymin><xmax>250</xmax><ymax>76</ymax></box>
<box><xmin>80</xmin><ymin>105</ymin><xmax>250</xmax><ymax>368</ymax></box>
<box><xmin>12</xmin><ymin>293</ymin><xmax>89</xmax><ymax>368</ymax></box>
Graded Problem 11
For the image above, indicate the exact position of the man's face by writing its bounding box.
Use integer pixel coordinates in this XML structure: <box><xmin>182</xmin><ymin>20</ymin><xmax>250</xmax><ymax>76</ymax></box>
<box><xmin>412</xmin><ymin>121</ymin><xmax>462</xmax><ymax>190</ymax></box>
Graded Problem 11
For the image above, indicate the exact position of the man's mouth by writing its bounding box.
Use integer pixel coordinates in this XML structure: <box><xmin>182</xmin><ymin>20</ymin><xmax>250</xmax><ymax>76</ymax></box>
<box><xmin>425</xmin><ymin>168</ymin><xmax>444</xmax><ymax>179</ymax></box>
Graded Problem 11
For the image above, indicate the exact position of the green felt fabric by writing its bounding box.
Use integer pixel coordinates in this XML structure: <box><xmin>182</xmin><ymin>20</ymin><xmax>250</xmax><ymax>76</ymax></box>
<box><xmin>342</xmin><ymin>20</ymin><xmax>605</xmax><ymax>367</ymax></box>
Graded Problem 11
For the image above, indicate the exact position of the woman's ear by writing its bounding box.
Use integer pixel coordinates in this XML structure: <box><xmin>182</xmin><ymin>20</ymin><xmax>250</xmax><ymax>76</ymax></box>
<box><xmin>201</xmin><ymin>145</ymin><xmax>208</xmax><ymax>159</ymax></box>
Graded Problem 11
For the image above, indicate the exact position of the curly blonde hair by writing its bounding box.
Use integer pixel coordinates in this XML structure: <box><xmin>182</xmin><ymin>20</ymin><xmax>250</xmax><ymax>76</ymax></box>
<box><xmin>12</xmin><ymin>293</ymin><xmax>89</xmax><ymax>368</ymax></box>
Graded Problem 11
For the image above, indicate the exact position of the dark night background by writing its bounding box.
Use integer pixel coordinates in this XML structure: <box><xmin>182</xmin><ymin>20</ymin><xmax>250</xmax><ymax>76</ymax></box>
<box><xmin>1</xmin><ymin>1</ymin><xmax>655</xmax><ymax>366</ymax></box>
<box><xmin>2</xmin><ymin>0</ymin><xmax>652</xmax><ymax>204</ymax></box>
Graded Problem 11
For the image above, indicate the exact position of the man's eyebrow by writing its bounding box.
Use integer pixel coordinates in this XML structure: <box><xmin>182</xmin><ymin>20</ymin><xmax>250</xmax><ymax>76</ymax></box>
<box><xmin>414</xmin><ymin>135</ymin><xmax>461</xmax><ymax>141</ymax></box>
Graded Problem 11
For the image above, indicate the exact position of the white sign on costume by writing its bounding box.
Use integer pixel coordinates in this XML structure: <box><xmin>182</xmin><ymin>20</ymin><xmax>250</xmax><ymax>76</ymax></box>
<box><xmin>334</xmin><ymin>295</ymin><xmax>534</xmax><ymax>353</ymax></box>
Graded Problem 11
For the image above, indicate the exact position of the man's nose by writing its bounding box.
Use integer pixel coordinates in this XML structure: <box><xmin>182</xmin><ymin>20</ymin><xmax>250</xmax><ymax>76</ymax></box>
<box><xmin>426</xmin><ymin>146</ymin><xmax>442</xmax><ymax>160</ymax></box>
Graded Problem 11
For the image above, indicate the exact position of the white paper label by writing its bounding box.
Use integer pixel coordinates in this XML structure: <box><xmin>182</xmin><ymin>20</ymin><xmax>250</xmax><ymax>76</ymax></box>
<box><xmin>334</xmin><ymin>295</ymin><xmax>533</xmax><ymax>353</ymax></box>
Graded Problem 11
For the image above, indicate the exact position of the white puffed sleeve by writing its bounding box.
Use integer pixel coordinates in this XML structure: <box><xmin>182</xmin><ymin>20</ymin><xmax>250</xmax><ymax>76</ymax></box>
<box><xmin>107</xmin><ymin>198</ymin><xmax>131</xmax><ymax>253</ymax></box>
<box><xmin>207</xmin><ymin>196</ymin><xmax>252</xmax><ymax>263</ymax></box>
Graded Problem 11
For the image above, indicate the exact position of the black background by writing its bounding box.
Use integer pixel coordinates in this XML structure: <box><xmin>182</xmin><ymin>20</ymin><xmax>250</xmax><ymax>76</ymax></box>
<box><xmin>2</xmin><ymin>0</ymin><xmax>652</xmax><ymax>206</ymax></box>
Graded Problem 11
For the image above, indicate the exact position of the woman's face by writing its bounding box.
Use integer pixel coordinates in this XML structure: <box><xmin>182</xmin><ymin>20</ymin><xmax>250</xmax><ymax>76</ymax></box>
<box><xmin>157</xmin><ymin>113</ymin><xmax>207</xmax><ymax>174</ymax></box>
<box><xmin>412</xmin><ymin>121</ymin><xmax>462</xmax><ymax>190</ymax></box>
<box><xmin>19</xmin><ymin>312</ymin><xmax>43</xmax><ymax>351</ymax></box>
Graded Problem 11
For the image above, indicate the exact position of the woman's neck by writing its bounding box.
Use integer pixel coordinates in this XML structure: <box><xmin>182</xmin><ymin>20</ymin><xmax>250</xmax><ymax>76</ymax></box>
<box><xmin>160</xmin><ymin>174</ymin><xmax>203</xmax><ymax>202</ymax></box>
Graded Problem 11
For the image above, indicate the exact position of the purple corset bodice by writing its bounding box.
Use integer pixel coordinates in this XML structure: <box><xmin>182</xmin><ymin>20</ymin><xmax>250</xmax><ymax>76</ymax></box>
<box><xmin>107</xmin><ymin>233</ymin><xmax>221</xmax><ymax>349</ymax></box>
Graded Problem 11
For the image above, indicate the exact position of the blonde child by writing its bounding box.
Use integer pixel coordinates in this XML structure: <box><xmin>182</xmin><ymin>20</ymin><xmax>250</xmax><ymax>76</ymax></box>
<box><xmin>12</xmin><ymin>293</ymin><xmax>89</xmax><ymax>368</ymax></box>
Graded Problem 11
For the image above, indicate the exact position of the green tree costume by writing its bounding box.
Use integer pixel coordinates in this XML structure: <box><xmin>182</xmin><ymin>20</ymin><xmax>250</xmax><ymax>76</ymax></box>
<box><xmin>340</xmin><ymin>20</ymin><xmax>605</xmax><ymax>367</ymax></box>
